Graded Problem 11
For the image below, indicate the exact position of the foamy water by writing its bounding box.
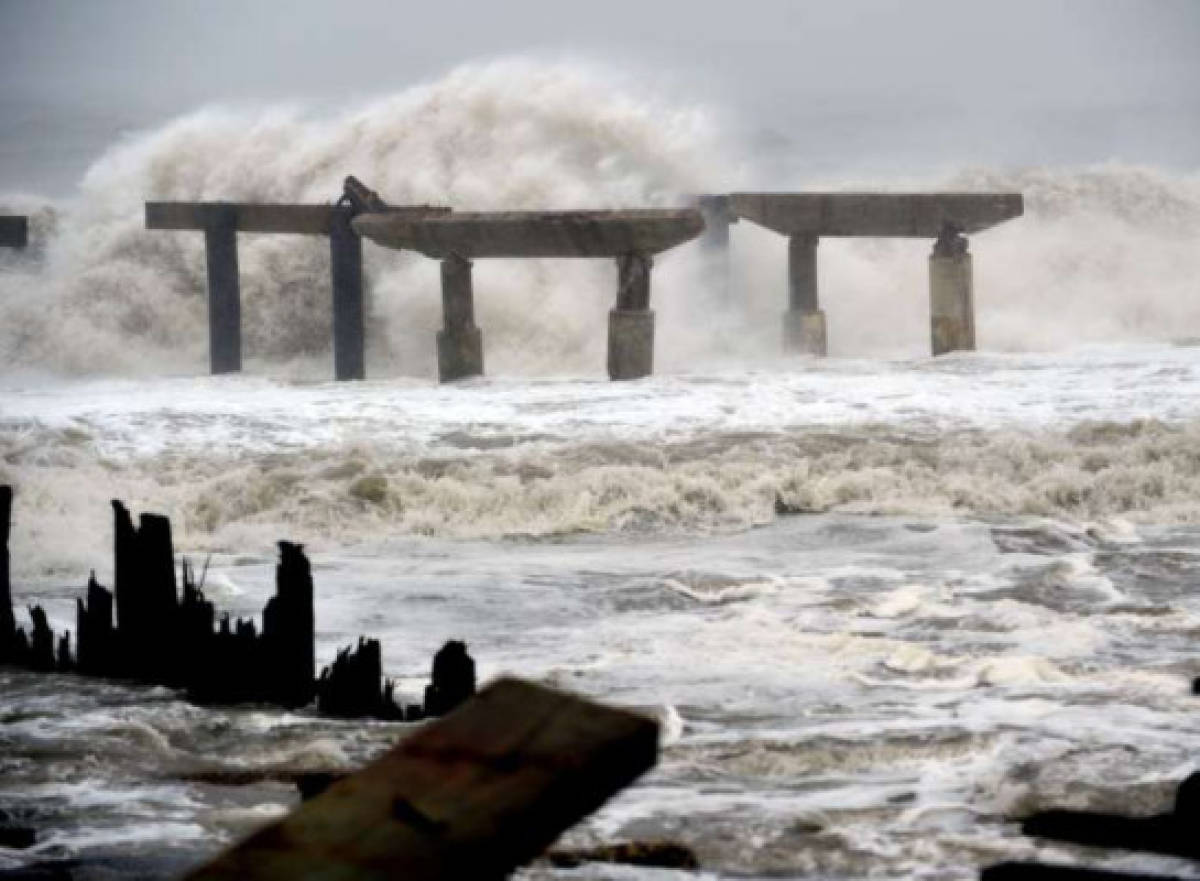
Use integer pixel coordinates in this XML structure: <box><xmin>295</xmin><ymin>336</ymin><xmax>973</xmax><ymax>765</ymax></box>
<box><xmin>3</xmin><ymin>60</ymin><xmax>1200</xmax><ymax>879</ymax></box>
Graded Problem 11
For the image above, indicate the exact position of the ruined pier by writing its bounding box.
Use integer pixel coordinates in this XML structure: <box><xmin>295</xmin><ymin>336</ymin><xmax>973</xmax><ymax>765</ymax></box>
<box><xmin>353</xmin><ymin>208</ymin><xmax>704</xmax><ymax>381</ymax></box>
<box><xmin>701</xmin><ymin>192</ymin><xmax>1023</xmax><ymax>356</ymax></box>
<box><xmin>0</xmin><ymin>215</ymin><xmax>28</xmax><ymax>249</ymax></box>
<box><xmin>145</xmin><ymin>179</ymin><xmax>448</xmax><ymax>380</ymax></box>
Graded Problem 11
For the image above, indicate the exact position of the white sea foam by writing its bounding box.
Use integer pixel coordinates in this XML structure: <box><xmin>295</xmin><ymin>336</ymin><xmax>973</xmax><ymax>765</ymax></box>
<box><xmin>4</xmin><ymin>361</ymin><xmax>1200</xmax><ymax>578</ymax></box>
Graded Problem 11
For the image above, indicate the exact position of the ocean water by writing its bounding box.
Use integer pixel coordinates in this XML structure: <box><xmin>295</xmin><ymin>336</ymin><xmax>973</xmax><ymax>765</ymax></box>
<box><xmin>3</xmin><ymin>61</ymin><xmax>1200</xmax><ymax>879</ymax></box>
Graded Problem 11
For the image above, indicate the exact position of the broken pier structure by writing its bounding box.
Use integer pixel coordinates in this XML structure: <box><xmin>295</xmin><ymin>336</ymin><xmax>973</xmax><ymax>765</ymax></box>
<box><xmin>700</xmin><ymin>192</ymin><xmax>1024</xmax><ymax>356</ymax></box>
<box><xmin>145</xmin><ymin>179</ymin><xmax>448</xmax><ymax>380</ymax></box>
<box><xmin>353</xmin><ymin>208</ymin><xmax>704</xmax><ymax>381</ymax></box>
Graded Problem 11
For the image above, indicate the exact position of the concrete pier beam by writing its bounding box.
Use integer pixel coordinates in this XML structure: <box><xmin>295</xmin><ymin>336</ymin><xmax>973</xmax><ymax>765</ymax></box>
<box><xmin>608</xmin><ymin>252</ymin><xmax>655</xmax><ymax>381</ymax></box>
<box><xmin>329</xmin><ymin>208</ymin><xmax>365</xmax><ymax>381</ymax></box>
<box><xmin>929</xmin><ymin>226</ymin><xmax>975</xmax><ymax>356</ymax></box>
<box><xmin>203</xmin><ymin>208</ymin><xmax>242</xmax><ymax>375</ymax></box>
<box><xmin>436</xmin><ymin>253</ymin><xmax>484</xmax><ymax>382</ymax></box>
<box><xmin>784</xmin><ymin>234</ymin><xmax>827</xmax><ymax>355</ymax></box>
<box><xmin>697</xmin><ymin>195</ymin><xmax>734</xmax><ymax>306</ymax></box>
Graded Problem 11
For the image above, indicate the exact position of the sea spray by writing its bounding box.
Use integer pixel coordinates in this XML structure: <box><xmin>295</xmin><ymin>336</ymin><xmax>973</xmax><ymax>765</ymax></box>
<box><xmin>3</xmin><ymin>62</ymin><xmax>1200</xmax><ymax>375</ymax></box>
<box><xmin>0</xmin><ymin>60</ymin><xmax>730</xmax><ymax>375</ymax></box>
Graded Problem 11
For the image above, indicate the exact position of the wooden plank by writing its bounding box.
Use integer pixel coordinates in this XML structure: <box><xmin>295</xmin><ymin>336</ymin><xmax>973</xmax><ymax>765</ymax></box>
<box><xmin>0</xmin><ymin>216</ymin><xmax>27</xmax><ymax>248</ymax></box>
<box><xmin>184</xmin><ymin>678</ymin><xmax>659</xmax><ymax>881</ymax></box>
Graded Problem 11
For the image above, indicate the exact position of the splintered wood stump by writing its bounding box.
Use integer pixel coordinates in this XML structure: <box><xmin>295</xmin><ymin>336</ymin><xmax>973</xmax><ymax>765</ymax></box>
<box><xmin>112</xmin><ymin>501</ymin><xmax>179</xmax><ymax>681</ymax></box>
<box><xmin>423</xmin><ymin>639</ymin><xmax>475</xmax><ymax>716</ymax></box>
<box><xmin>27</xmin><ymin>606</ymin><xmax>56</xmax><ymax>672</ymax></box>
<box><xmin>316</xmin><ymin>637</ymin><xmax>404</xmax><ymax>720</ymax></box>
<box><xmin>262</xmin><ymin>541</ymin><xmax>314</xmax><ymax>708</ymax></box>
<box><xmin>76</xmin><ymin>574</ymin><xmax>115</xmax><ymax>676</ymax></box>
<box><xmin>184</xmin><ymin>678</ymin><xmax>659</xmax><ymax>881</ymax></box>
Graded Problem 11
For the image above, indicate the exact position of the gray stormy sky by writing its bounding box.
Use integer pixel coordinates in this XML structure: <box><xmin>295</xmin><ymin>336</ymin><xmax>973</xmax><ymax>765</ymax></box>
<box><xmin>1</xmin><ymin>0</ymin><xmax>1198</xmax><ymax>194</ymax></box>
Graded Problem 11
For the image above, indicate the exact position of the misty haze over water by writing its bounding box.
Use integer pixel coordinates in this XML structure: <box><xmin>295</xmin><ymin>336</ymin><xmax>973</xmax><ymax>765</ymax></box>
<box><xmin>2</xmin><ymin>0</ymin><xmax>1199</xmax><ymax>195</ymax></box>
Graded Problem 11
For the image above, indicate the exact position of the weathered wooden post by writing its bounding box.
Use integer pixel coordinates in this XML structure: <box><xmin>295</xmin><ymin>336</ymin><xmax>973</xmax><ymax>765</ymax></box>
<box><xmin>436</xmin><ymin>252</ymin><xmax>484</xmax><ymax>382</ymax></box>
<box><xmin>784</xmin><ymin>234</ymin><xmax>827</xmax><ymax>355</ymax></box>
<box><xmin>27</xmin><ymin>606</ymin><xmax>56</xmax><ymax>672</ymax></box>
<box><xmin>76</xmin><ymin>574</ymin><xmax>115</xmax><ymax>676</ymax></box>
<box><xmin>329</xmin><ymin>207</ymin><xmax>366</xmax><ymax>381</ymax></box>
<box><xmin>929</xmin><ymin>223</ymin><xmax>975</xmax><ymax>356</ymax></box>
<box><xmin>0</xmin><ymin>486</ymin><xmax>14</xmax><ymax>663</ymax></box>
<box><xmin>112</xmin><ymin>501</ymin><xmax>179</xmax><ymax>682</ymax></box>
<box><xmin>608</xmin><ymin>252</ymin><xmax>655</xmax><ymax>380</ymax></box>
<box><xmin>423</xmin><ymin>639</ymin><xmax>476</xmax><ymax>716</ymax></box>
<box><xmin>262</xmin><ymin>541</ymin><xmax>315</xmax><ymax>709</ymax></box>
<box><xmin>204</xmin><ymin>206</ymin><xmax>242</xmax><ymax>374</ymax></box>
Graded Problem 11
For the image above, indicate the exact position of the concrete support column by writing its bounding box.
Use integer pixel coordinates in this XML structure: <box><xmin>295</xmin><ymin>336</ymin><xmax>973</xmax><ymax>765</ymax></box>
<box><xmin>697</xmin><ymin>195</ymin><xmax>733</xmax><ymax>306</ymax></box>
<box><xmin>329</xmin><ymin>208</ymin><xmax>365</xmax><ymax>381</ymax></box>
<box><xmin>203</xmin><ymin>207</ymin><xmax>241</xmax><ymax>374</ymax></box>
<box><xmin>929</xmin><ymin>231</ymin><xmax>975</xmax><ymax>356</ymax></box>
<box><xmin>0</xmin><ymin>216</ymin><xmax>27</xmax><ymax>249</ymax></box>
<box><xmin>436</xmin><ymin>252</ymin><xmax>484</xmax><ymax>382</ymax></box>
<box><xmin>783</xmin><ymin>234</ymin><xmax>827</xmax><ymax>355</ymax></box>
<box><xmin>608</xmin><ymin>252</ymin><xmax>654</xmax><ymax>380</ymax></box>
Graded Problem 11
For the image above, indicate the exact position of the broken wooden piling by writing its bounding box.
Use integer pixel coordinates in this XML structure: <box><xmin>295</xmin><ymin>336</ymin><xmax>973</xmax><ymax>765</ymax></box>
<box><xmin>1</xmin><ymin>487</ymin><xmax>470</xmax><ymax>724</ymax></box>
<box><xmin>423</xmin><ymin>638</ymin><xmax>476</xmax><ymax>717</ymax></box>
<box><xmin>0</xmin><ymin>486</ymin><xmax>14</xmax><ymax>663</ymax></box>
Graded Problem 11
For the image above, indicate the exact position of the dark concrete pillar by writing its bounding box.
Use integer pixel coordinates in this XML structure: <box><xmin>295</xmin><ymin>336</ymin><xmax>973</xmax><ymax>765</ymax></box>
<box><xmin>608</xmin><ymin>252</ymin><xmax>654</xmax><ymax>380</ymax></box>
<box><xmin>0</xmin><ymin>216</ymin><xmax>28</xmax><ymax>249</ymax></box>
<box><xmin>436</xmin><ymin>253</ymin><xmax>483</xmax><ymax>382</ymax></box>
<box><xmin>697</xmin><ymin>195</ymin><xmax>733</xmax><ymax>305</ymax></box>
<box><xmin>203</xmin><ymin>207</ymin><xmax>241</xmax><ymax>374</ymax></box>
<box><xmin>329</xmin><ymin>208</ymin><xmax>365</xmax><ymax>381</ymax></box>
<box><xmin>929</xmin><ymin>231</ymin><xmax>975</xmax><ymax>356</ymax></box>
<box><xmin>784</xmin><ymin>234</ymin><xmax>827</xmax><ymax>355</ymax></box>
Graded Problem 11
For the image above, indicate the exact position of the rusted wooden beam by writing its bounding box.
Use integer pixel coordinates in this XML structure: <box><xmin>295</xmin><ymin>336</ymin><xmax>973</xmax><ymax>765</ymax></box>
<box><xmin>184</xmin><ymin>678</ymin><xmax>659</xmax><ymax>881</ymax></box>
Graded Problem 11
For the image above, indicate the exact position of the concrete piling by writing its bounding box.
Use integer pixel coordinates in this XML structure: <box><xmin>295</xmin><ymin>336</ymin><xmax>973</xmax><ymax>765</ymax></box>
<box><xmin>697</xmin><ymin>195</ymin><xmax>734</xmax><ymax>306</ymax></box>
<box><xmin>929</xmin><ymin>226</ymin><xmax>975</xmax><ymax>356</ymax></box>
<box><xmin>203</xmin><ymin>208</ymin><xmax>242</xmax><ymax>375</ymax></box>
<box><xmin>727</xmin><ymin>192</ymin><xmax>1022</xmax><ymax>357</ymax></box>
<box><xmin>436</xmin><ymin>252</ymin><xmax>484</xmax><ymax>382</ymax></box>
<box><xmin>0</xmin><ymin>216</ymin><xmax>28</xmax><ymax>249</ymax></box>
<box><xmin>329</xmin><ymin>208</ymin><xmax>366</xmax><ymax>381</ymax></box>
<box><xmin>352</xmin><ymin>208</ymin><xmax>702</xmax><ymax>382</ymax></box>
<box><xmin>784</xmin><ymin>234</ymin><xmax>827</xmax><ymax>355</ymax></box>
<box><xmin>608</xmin><ymin>253</ymin><xmax>655</xmax><ymax>380</ymax></box>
